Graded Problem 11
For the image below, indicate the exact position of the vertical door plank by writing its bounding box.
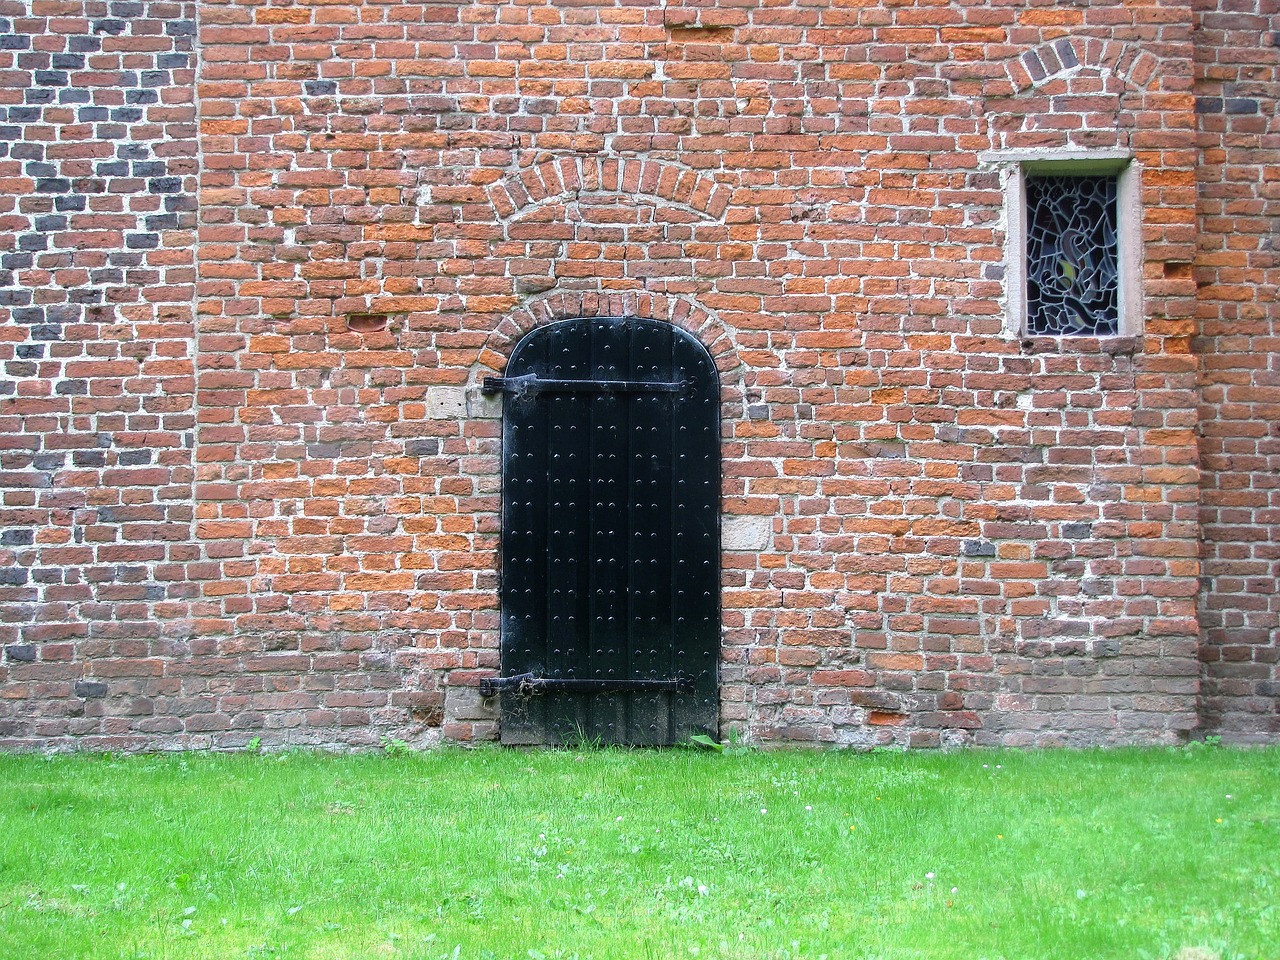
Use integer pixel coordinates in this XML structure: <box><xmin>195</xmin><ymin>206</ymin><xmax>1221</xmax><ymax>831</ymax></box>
<box><xmin>587</xmin><ymin>318</ymin><xmax>628</xmax><ymax>744</ymax></box>
<box><xmin>543</xmin><ymin>321</ymin><xmax>591</xmax><ymax>742</ymax></box>
<box><xmin>499</xmin><ymin>331</ymin><xmax>550</xmax><ymax>743</ymax></box>
<box><xmin>626</xmin><ymin>320</ymin><xmax>675</xmax><ymax>745</ymax></box>
<box><xmin>670</xmin><ymin>335</ymin><xmax>720</xmax><ymax>741</ymax></box>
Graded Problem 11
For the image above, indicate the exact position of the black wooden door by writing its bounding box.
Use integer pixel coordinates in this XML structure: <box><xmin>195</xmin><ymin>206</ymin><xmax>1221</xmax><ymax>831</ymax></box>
<box><xmin>486</xmin><ymin>317</ymin><xmax>719</xmax><ymax>745</ymax></box>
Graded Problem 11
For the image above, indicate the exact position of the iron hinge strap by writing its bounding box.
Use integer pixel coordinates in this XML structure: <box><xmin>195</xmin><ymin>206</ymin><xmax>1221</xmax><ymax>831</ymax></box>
<box><xmin>478</xmin><ymin>673</ymin><xmax>695</xmax><ymax>698</ymax></box>
<box><xmin>481</xmin><ymin>375</ymin><xmax>685</xmax><ymax>397</ymax></box>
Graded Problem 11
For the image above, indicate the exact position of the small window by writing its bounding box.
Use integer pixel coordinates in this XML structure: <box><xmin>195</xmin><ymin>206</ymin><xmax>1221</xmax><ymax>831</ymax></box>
<box><xmin>993</xmin><ymin>152</ymin><xmax>1142</xmax><ymax>338</ymax></box>
<box><xmin>1024</xmin><ymin>175</ymin><xmax>1118</xmax><ymax>336</ymax></box>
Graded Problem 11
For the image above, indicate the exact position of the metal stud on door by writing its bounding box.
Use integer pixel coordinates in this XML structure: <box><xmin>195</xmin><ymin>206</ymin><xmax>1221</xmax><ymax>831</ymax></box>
<box><xmin>484</xmin><ymin>317</ymin><xmax>720</xmax><ymax>745</ymax></box>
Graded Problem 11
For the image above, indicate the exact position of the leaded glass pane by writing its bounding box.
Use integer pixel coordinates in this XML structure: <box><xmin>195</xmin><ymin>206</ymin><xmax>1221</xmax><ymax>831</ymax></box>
<box><xmin>1025</xmin><ymin>174</ymin><xmax>1119</xmax><ymax>336</ymax></box>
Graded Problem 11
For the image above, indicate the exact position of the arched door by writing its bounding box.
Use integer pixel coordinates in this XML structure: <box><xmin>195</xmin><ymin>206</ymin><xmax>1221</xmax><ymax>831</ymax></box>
<box><xmin>482</xmin><ymin>317</ymin><xmax>720</xmax><ymax>745</ymax></box>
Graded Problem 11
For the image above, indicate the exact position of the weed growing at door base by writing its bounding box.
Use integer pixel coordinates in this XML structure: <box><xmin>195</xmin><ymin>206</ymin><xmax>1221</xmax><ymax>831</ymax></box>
<box><xmin>1</xmin><ymin>746</ymin><xmax>1276</xmax><ymax>960</ymax></box>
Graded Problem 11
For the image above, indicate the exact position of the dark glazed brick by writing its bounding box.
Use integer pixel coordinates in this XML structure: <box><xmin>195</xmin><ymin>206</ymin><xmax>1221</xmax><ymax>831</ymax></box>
<box><xmin>962</xmin><ymin>540</ymin><xmax>997</xmax><ymax>558</ymax></box>
<box><xmin>74</xmin><ymin>681</ymin><xmax>109</xmax><ymax>699</ymax></box>
<box><xmin>1225</xmin><ymin>98</ymin><xmax>1259</xmax><ymax>114</ymax></box>
<box><xmin>45</xmin><ymin>305</ymin><xmax>79</xmax><ymax>324</ymax></box>
<box><xmin>4</xmin><ymin>645</ymin><xmax>36</xmax><ymax>662</ymax></box>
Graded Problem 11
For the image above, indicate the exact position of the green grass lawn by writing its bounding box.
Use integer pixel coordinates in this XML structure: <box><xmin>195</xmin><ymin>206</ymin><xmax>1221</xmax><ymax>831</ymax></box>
<box><xmin>0</xmin><ymin>745</ymin><xmax>1276</xmax><ymax>960</ymax></box>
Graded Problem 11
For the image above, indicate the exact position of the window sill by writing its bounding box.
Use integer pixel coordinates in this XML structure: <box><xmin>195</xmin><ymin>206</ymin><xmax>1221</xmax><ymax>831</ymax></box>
<box><xmin>1017</xmin><ymin>335</ymin><xmax>1142</xmax><ymax>356</ymax></box>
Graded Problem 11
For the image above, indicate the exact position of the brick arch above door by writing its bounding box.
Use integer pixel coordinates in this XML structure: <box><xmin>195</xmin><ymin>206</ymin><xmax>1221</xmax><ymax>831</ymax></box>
<box><xmin>470</xmin><ymin>291</ymin><xmax>748</xmax><ymax>404</ymax></box>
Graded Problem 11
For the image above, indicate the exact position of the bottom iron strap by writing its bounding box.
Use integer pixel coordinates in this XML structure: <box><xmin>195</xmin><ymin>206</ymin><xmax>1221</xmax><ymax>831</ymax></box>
<box><xmin>479</xmin><ymin>673</ymin><xmax>695</xmax><ymax>698</ymax></box>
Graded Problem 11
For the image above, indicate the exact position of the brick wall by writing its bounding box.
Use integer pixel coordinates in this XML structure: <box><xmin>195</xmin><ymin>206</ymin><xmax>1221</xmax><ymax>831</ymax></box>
<box><xmin>188</xmin><ymin>0</ymin><xmax>1201</xmax><ymax>749</ymax></box>
<box><xmin>0</xmin><ymin>0</ymin><xmax>198</xmax><ymax>748</ymax></box>
<box><xmin>2</xmin><ymin>0</ymin><xmax>1270</xmax><ymax>751</ymax></box>
<box><xmin>1194</xmin><ymin>0</ymin><xmax>1280</xmax><ymax>741</ymax></box>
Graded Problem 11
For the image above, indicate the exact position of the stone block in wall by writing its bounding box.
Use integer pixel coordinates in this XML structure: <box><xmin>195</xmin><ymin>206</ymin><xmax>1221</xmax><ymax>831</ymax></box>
<box><xmin>466</xmin><ymin>385</ymin><xmax>503</xmax><ymax>420</ymax></box>
<box><xmin>445</xmin><ymin>686</ymin><xmax>500</xmax><ymax>723</ymax></box>
<box><xmin>723</xmin><ymin>517</ymin><xmax>772</xmax><ymax>552</ymax></box>
<box><xmin>427</xmin><ymin>387</ymin><xmax>467</xmax><ymax>420</ymax></box>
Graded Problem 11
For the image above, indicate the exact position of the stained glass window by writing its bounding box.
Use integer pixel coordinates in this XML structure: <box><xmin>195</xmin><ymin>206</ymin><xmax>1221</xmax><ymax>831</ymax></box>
<box><xmin>1024</xmin><ymin>175</ymin><xmax>1119</xmax><ymax>336</ymax></box>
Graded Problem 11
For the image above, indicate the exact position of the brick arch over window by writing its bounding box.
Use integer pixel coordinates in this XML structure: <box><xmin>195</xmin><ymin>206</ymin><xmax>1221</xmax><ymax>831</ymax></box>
<box><xmin>486</xmin><ymin>157</ymin><xmax>732</xmax><ymax>223</ymax></box>
<box><xmin>1000</xmin><ymin>37</ymin><xmax>1165</xmax><ymax>96</ymax></box>
<box><xmin>470</xmin><ymin>291</ymin><xmax>745</xmax><ymax>398</ymax></box>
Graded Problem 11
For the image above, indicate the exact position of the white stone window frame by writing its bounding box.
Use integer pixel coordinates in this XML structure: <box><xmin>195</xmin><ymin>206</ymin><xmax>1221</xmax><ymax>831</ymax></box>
<box><xmin>984</xmin><ymin>149</ymin><xmax>1143</xmax><ymax>339</ymax></box>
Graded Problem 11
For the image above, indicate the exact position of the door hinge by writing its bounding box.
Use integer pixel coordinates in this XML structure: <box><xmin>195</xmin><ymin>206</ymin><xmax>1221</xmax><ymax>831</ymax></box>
<box><xmin>482</xmin><ymin>374</ymin><xmax>685</xmax><ymax>398</ymax></box>
<box><xmin>479</xmin><ymin>673</ymin><xmax>695</xmax><ymax>698</ymax></box>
